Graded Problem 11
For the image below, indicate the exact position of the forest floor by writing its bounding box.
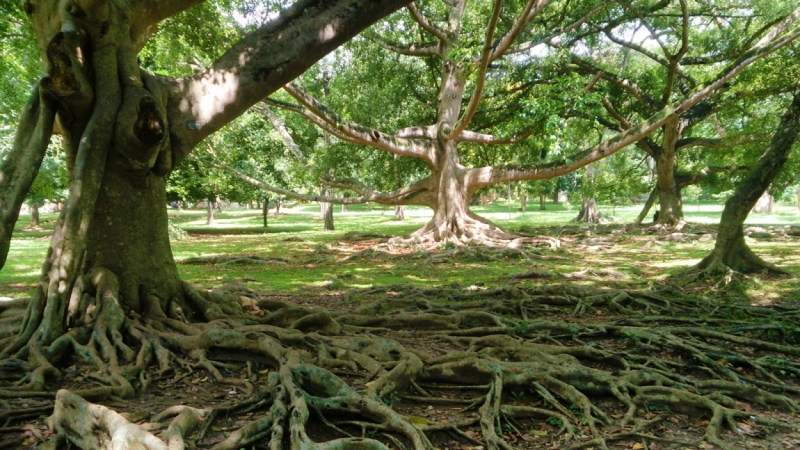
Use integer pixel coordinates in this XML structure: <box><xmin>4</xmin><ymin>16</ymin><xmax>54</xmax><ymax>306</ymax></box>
<box><xmin>1</xmin><ymin>209</ymin><xmax>800</xmax><ymax>449</ymax></box>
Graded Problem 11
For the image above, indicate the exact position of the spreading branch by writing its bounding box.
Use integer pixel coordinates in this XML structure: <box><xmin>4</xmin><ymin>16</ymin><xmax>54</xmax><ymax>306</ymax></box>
<box><xmin>250</xmin><ymin>105</ymin><xmax>308</xmax><ymax>165</ymax></box>
<box><xmin>164</xmin><ymin>0</ymin><xmax>410</xmax><ymax>164</ymax></box>
<box><xmin>489</xmin><ymin>0</ymin><xmax>550</xmax><ymax>62</ymax></box>
<box><xmin>465</xmin><ymin>21</ymin><xmax>800</xmax><ymax>187</ymax></box>
<box><xmin>367</xmin><ymin>35</ymin><xmax>442</xmax><ymax>57</ymax></box>
<box><xmin>407</xmin><ymin>2</ymin><xmax>447</xmax><ymax>41</ymax></box>
<box><xmin>444</xmin><ymin>0</ymin><xmax>504</xmax><ymax>139</ymax></box>
<box><xmin>199</xmin><ymin>151</ymin><xmax>433</xmax><ymax>206</ymax></box>
<box><xmin>675</xmin><ymin>134</ymin><xmax>770</xmax><ymax>151</ymax></box>
<box><xmin>282</xmin><ymin>83</ymin><xmax>437</xmax><ymax>165</ymax></box>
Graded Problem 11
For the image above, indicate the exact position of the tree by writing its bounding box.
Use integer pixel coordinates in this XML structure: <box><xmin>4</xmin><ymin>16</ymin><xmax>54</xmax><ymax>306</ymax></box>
<box><xmin>565</xmin><ymin>1</ymin><xmax>800</xmax><ymax>226</ymax></box>
<box><xmin>693</xmin><ymin>92</ymin><xmax>800</xmax><ymax>275</ymax></box>
<box><xmin>260</xmin><ymin>0</ymin><xmax>800</xmax><ymax>245</ymax></box>
<box><xmin>0</xmin><ymin>0</ymin><xmax>409</xmax><ymax>445</ymax></box>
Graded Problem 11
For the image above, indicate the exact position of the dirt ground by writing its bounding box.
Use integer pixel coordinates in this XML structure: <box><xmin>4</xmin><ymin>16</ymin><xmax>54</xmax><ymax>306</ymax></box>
<box><xmin>2</xmin><ymin>227</ymin><xmax>800</xmax><ymax>449</ymax></box>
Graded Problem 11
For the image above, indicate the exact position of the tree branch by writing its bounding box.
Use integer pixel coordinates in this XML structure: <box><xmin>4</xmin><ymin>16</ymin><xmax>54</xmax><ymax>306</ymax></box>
<box><xmin>164</xmin><ymin>0</ymin><xmax>409</xmax><ymax>164</ymax></box>
<box><xmin>464</xmin><ymin>23</ymin><xmax>800</xmax><ymax>188</ymax></box>
<box><xmin>661</xmin><ymin>0</ymin><xmax>691</xmax><ymax>103</ymax></box>
<box><xmin>489</xmin><ymin>0</ymin><xmax>550</xmax><ymax>62</ymax></box>
<box><xmin>200</xmin><ymin>153</ymin><xmax>433</xmax><ymax>206</ymax></box>
<box><xmin>444</xmin><ymin>0</ymin><xmax>504</xmax><ymax>139</ymax></box>
<box><xmin>675</xmin><ymin>134</ymin><xmax>769</xmax><ymax>151</ymax></box>
<box><xmin>571</xmin><ymin>56</ymin><xmax>663</xmax><ymax>110</ymax></box>
<box><xmin>250</xmin><ymin>105</ymin><xmax>307</xmax><ymax>164</ymax></box>
<box><xmin>367</xmin><ymin>34</ymin><xmax>442</xmax><ymax>56</ymax></box>
<box><xmin>407</xmin><ymin>2</ymin><xmax>447</xmax><ymax>41</ymax></box>
<box><xmin>283</xmin><ymin>83</ymin><xmax>437</xmax><ymax>165</ymax></box>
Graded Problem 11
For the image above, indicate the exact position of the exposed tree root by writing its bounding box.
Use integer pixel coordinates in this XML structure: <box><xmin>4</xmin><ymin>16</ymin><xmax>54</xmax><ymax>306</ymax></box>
<box><xmin>387</xmin><ymin>215</ymin><xmax>561</xmax><ymax>251</ymax></box>
<box><xmin>2</xmin><ymin>276</ymin><xmax>799</xmax><ymax>449</ymax></box>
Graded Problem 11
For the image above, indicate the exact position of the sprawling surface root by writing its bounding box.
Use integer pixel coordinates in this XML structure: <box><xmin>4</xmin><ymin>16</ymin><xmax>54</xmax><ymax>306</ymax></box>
<box><xmin>387</xmin><ymin>214</ymin><xmax>561</xmax><ymax>250</ymax></box>
<box><xmin>2</xmin><ymin>273</ymin><xmax>799</xmax><ymax>449</ymax></box>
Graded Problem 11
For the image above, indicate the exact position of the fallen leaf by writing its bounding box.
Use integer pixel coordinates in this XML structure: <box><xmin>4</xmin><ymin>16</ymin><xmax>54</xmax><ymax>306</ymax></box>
<box><xmin>409</xmin><ymin>417</ymin><xmax>428</xmax><ymax>426</ymax></box>
<box><xmin>736</xmin><ymin>401</ymin><xmax>752</xmax><ymax>412</ymax></box>
<box><xmin>632</xmin><ymin>443</ymin><xmax>644</xmax><ymax>449</ymax></box>
<box><xmin>530</xmin><ymin>429</ymin><xmax>547</xmax><ymax>436</ymax></box>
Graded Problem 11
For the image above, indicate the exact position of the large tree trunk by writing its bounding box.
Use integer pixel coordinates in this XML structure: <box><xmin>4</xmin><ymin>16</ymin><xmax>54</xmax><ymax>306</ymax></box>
<box><xmin>394</xmin><ymin>205</ymin><xmax>405</xmax><ymax>221</ymax></box>
<box><xmin>696</xmin><ymin>94</ymin><xmax>800</xmax><ymax>274</ymax></box>
<box><xmin>654</xmin><ymin>120</ymin><xmax>684</xmax><ymax>226</ymax></box>
<box><xmin>86</xmin><ymin>170</ymin><xmax>183</xmax><ymax>312</ymax></box>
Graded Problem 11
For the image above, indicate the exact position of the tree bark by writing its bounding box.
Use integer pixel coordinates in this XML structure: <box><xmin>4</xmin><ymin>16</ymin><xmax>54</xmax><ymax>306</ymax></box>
<box><xmin>574</xmin><ymin>198</ymin><xmax>604</xmax><ymax>223</ymax></box>
<box><xmin>31</xmin><ymin>203</ymin><xmax>41</xmax><ymax>228</ymax></box>
<box><xmin>697</xmin><ymin>93</ymin><xmax>800</xmax><ymax>274</ymax></box>
<box><xmin>321</xmin><ymin>186</ymin><xmax>334</xmax><ymax>231</ymax></box>
<box><xmin>654</xmin><ymin>119</ymin><xmax>684</xmax><ymax>225</ymax></box>
<box><xmin>85</xmin><ymin>170</ymin><xmax>183</xmax><ymax>312</ymax></box>
<box><xmin>263</xmin><ymin>197</ymin><xmax>269</xmax><ymax>228</ymax></box>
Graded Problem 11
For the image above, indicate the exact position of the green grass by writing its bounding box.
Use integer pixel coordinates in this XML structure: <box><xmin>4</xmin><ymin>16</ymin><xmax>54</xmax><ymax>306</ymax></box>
<box><xmin>2</xmin><ymin>200</ymin><xmax>799</xmax><ymax>302</ymax></box>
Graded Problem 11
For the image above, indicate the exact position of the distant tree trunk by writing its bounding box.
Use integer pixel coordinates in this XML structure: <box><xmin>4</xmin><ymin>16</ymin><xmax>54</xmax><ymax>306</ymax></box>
<box><xmin>275</xmin><ymin>199</ymin><xmax>282</xmax><ymax>215</ymax></box>
<box><xmin>552</xmin><ymin>191</ymin><xmax>559</xmax><ymax>204</ymax></box>
<box><xmin>215</xmin><ymin>195</ymin><xmax>223</xmax><ymax>213</ymax></box>
<box><xmin>264</xmin><ymin>197</ymin><xmax>269</xmax><ymax>228</ymax></box>
<box><xmin>31</xmin><ymin>202</ymin><xmax>40</xmax><ymax>227</ymax></box>
<box><xmin>341</xmin><ymin>204</ymin><xmax>348</xmax><ymax>212</ymax></box>
<box><xmin>574</xmin><ymin>198</ymin><xmax>603</xmax><ymax>222</ymax></box>
<box><xmin>206</xmin><ymin>197</ymin><xmax>214</xmax><ymax>225</ymax></box>
<box><xmin>539</xmin><ymin>193</ymin><xmax>546</xmax><ymax>211</ymax></box>
<box><xmin>323</xmin><ymin>203</ymin><xmax>334</xmax><ymax>230</ymax></box>
<box><xmin>395</xmin><ymin>205</ymin><xmax>405</xmax><ymax>221</ymax></box>
<box><xmin>634</xmin><ymin>186</ymin><xmax>659</xmax><ymax>226</ymax></box>
<box><xmin>697</xmin><ymin>94</ymin><xmax>800</xmax><ymax>274</ymax></box>
<box><xmin>751</xmin><ymin>192</ymin><xmax>774</xmax><ymax>213</ymax></box>
<box><xmin>320</xmin><ymin>185</ymin><xmax>334</xmax><ymax>231</ymax></box>
<box><xmin>520</xmin><ymin>194</ymin><xmax>527</xmax><ymax>212</ymax></box>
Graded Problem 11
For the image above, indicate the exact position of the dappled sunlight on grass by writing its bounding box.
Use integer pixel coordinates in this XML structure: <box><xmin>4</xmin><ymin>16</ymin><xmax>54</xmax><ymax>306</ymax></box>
<box><xmin>3</xmin><ymin>202</ymin><xmax>799</xmax><ymax>305</ymax></box>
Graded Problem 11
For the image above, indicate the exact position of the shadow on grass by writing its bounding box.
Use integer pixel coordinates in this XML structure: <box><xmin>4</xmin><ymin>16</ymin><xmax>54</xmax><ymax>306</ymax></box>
<box><xmin>182</xmin><ymin>226</ymin><xmax>315</xmax><ymax>235</ymax></box>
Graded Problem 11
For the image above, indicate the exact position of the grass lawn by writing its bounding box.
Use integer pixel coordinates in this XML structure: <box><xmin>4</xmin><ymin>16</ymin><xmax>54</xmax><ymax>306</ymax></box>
<box><xmin>3</xmin><ymin>200</ymin><xmax>799</xmax><ymax>302</ymax></box>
